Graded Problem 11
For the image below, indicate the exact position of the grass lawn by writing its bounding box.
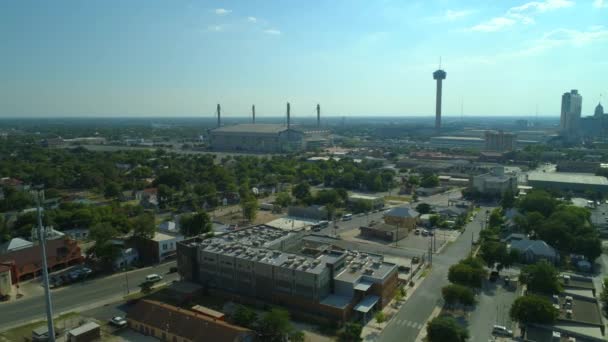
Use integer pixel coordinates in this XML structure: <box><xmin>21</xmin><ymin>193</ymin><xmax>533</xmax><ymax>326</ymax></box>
<box><xmin>0</xmin><ymin>312</ymin><xmax>80</xmax><ymax>341</ymax></box>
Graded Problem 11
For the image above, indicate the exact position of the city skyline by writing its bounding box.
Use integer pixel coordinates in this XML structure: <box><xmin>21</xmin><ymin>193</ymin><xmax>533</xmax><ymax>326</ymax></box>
<box><xmin>1</xmin><ymin>0</ymin><xmax>607</xmax><ymax>118</ymax></box>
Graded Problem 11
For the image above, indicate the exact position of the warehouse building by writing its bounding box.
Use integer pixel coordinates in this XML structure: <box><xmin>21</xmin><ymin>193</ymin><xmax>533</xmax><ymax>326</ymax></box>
<box><xmin>177</xmin><ymin>225</ymin><xmax>398</xmax><ymax>322</ymax></box>
<box><xmin>210</xmin><ymin>124</ymin><xmax>304</xmax><ymax>153</ymax></box>
<box><xmin>527</xmin><ymin>172</ymin><xmax>608</xmax><ymax>194</ymax></box>
<box><xmin>471</xmin><ymin>166</ymin><xmax>518</xmax><ymax>195</ymax></box>
<box><xmin>429</xmin><ymin>136</ymin><xmax>485</xmax><ymax>149</ymax></box>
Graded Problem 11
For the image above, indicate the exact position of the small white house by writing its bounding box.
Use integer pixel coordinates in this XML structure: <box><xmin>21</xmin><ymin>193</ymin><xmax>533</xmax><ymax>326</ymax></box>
<box><xmin>153</xmin><ymin>232</ymin><xmax>184</xmax><ymax>262</ymax></box>
<box><xmin>113</xmin><ymin>247</ymin><xmax>139</xmax><ymax>270</ymax></box>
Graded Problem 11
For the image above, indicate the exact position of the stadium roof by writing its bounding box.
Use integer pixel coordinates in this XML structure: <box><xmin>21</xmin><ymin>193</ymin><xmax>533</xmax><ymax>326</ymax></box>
<box><xmin>212</xmin><ymin>124</ymin><xmax>298</xmax><ymax>134</ymax></box>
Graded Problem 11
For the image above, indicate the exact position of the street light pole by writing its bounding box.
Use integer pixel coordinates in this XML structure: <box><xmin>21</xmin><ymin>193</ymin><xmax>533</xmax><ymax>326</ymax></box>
<box><xmin>35</xmin><ymin>190</ymin><xmax>55</xmax><ymax>342</ymax></box>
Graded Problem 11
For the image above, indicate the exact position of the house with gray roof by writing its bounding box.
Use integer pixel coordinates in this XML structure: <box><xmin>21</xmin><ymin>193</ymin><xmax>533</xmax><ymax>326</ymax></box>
<box><xmin>509</xmin><ymin>239</ymin><xmax>559</xmax><ymax>264</ymax></box>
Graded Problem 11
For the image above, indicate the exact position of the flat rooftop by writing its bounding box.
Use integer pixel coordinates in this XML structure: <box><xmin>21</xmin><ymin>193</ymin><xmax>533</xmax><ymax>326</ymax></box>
<box><xmin>430</xmin><ymin>136</ymin><xmax>484</xmax><ymax>141</ymax></box>
<box><xmin>334</xmin><ymin>250</ymin><xmax>396</xmax><ymax>283</ymax></box>
<box><xmin>528</xmin><ymin>172</ymin><xmax>608</xmax><ymax>185</ymax></box>
<box><xmin>349</xmin><ymin>193</ymin><xmax>383</xmax><ymax>200</ymax></box>
<box><xmin>211</xmin><ymin>124</ymin><xmax>297</xmax><ymax>134</ymax></box>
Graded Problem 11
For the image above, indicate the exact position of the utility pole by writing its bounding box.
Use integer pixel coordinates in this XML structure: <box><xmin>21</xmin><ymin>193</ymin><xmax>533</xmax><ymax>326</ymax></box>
<box><xmin>35</xmin><ymin>190</ymin><xmax>55</xmax><ymax>342</ymax></box>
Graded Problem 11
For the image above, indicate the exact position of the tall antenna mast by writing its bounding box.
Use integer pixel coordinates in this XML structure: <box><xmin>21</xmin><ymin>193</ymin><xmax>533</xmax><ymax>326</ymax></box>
<box><xmin>35</xmin><ymin>189</ymin><xmax>55</xmax><ymax>342</ymax></box>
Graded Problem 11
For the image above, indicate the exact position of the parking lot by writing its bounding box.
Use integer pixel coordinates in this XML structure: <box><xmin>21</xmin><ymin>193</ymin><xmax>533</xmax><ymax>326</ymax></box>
<box><xmin>339</xmin><ymin>224</ymin><xmax>457</xmax><ymax>252</ymax></box>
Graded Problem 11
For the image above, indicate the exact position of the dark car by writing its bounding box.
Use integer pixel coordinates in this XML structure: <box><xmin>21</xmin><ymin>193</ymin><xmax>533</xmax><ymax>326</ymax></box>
<box><xmin>489</xmin><ymin>271</ymin><xmax>499</xmax><ymax>282</ymax></box>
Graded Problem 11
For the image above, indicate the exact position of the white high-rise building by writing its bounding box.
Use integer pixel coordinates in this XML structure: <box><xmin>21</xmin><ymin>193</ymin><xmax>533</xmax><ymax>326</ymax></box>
<box><xmin>560</xmin><ymin>89</ymin><xmax>582</xmax><ymax>140</ymax></box>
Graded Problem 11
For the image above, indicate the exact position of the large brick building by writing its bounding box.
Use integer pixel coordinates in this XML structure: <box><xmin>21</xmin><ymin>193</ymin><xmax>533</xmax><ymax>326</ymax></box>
<box><xmin>178</xmin><ymin>225</ymin><xmax>398</xmax><ymax>322</ymax></box>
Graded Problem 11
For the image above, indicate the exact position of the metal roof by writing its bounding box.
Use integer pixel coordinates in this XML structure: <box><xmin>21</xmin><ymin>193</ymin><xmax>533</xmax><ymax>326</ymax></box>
<box><xmin>385</xmin><ymin>206</ymin><xmax>419</xmax><ymax>218</ymax></box>
<box><xmin>528</xmin><ymin>172</ymin><xmax>608</xmax><ymax>185</ymax></box>
<box><xmin>354</xmin><ymin>295</ymin><xmax>380</xmax><ymax>313</ymax></box>
<box><xmin>211</xmin><ymin>124</ymin><xmax>297</xmax><ymax>134</ymax></box>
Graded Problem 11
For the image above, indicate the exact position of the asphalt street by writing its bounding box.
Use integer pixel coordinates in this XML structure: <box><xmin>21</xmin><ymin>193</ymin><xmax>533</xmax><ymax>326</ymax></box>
<box><xmin>0</xmin><ymin>261</ymin><xmax>178</xmax><ymax>332</ymax></box>
<box><xmin>377</xmin><ymin>207</ymin><xmax>490</xmax><ymax>342</ymax></box>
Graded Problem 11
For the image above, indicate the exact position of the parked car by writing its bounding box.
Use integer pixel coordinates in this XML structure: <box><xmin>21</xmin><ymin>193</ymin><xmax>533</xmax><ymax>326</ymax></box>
<box><xmin>491</xmin><ymin>325</ymin><xmax>512</xmax><ymax>337</ymax></box>
<box><xmin>109</xmin><ymin>316</ymin><xmax>128</xmax><ymax>328</ymax></box>
<box><xmin>168</xmin><ymin>266</ymin><xmax>178</xmax><ymax>273</ymax></box>
<box><xmin>414</xmin><ymin>229</ymin><xmax>421</xmax><ymax>235</ymax></box>
<box><xmin>489</xmin><ymin>271</ymin><xmax>499</xmax><ymax>282</ymax></box>
<box><xmin>318</xmin><ymin>220</ymin><xmax>329</xmax><ymax>228</ymax></box>
<box><xmin>145</xmin><ymin>274</ymin><xmax>162</xmax><ymax>283</ymax></box>
<box><xmin>412</xmin><ymin>256</ymin><xmax>420</xmax><ymax>264</ymax></box>
<box><xmin>342</xmin><ymin>213</ymin><xmax>353</xmax><ymax>221</ymax></box>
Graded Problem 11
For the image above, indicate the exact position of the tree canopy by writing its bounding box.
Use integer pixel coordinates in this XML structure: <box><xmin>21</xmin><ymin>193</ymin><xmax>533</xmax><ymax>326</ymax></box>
<box><xmin>520</xmin><ymin>260</ymin><xmax>561</xmax><ymax>295</ymax></box>
<box><xmin>510</xmin><ymin>295</ymin><xmax>559</xmax><ymax>324</ymax></box>
<box><xmin>426</xmin><ymin>316</ymin><xmax>469</xmax><ymax>342</ymax></box>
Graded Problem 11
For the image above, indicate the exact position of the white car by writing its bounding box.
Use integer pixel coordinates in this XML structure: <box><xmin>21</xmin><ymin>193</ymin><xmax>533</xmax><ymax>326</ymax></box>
<box><xmin>110</xmin><ymin>316</ymin><xmax>127</xmax><ymax>328</ymax></box>
<box><xmin>145</xmin><ymin>274</ymin><xmax>163</xmax><ymax>283</ymax></box>
<box><xmin>491</xmin><ymin>325</ymin><xmax>513</xmax><ymax>337</ymax></box>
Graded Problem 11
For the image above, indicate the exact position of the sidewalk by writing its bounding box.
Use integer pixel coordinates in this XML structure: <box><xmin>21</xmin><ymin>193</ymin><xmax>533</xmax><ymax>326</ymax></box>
<box><xmin>360</xmin><ymin>263</ymin><xmax>430</xmax><ymax>340</ymax></box>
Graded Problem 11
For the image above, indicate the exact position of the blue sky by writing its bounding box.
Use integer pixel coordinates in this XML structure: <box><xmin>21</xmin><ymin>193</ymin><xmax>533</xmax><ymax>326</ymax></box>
<box><xmin>0</xmin><ymin>0</ymin><xmax>606</xmax><ymax>118</ymax></box>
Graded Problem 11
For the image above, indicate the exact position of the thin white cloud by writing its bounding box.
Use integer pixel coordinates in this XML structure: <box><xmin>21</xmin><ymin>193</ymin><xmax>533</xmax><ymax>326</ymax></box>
<box><xmin>428</xmin><ymin>9</ymin><xmax>476</xmax><ymax>22</ymax></box>
<box><xmin>214</xmin><ymin>8</ymin><xmax>232</xmax><ymax>16</ymax></box>
<box><xmin>469</xmin><ymin>0</ymin><xmax>574</xmax><ymax>32</ymax></box>
<box><xmin>509</xmin><ymin>0</ymin><xmax>574</xmax><ymax>13</ymax></box>
<box><xmin>247</xmin><ymin>16</ymin><xmax>257</xmax><ymax>23</ymax></box>
<box><xmin>263</xmin><ymin>29</ymin><xmax>281</xmax><ymax>35</ymax></box>
<box><xmin>207</xmin><ymin>25</ymin><xmax>224</xmax><ymax>32</ymax></box>
<box><xmin>470</xmin><ymin>17</ymin><xmax>517</xmax><ymax>32</ymax></box>
<box><xmin>513</xmin><ymin>26</ymin><xmax>607</xmax><ymax>56</ymax></box>
<box><xmin>593</xmin><ymin>0</ymin><xmax>607</xmax><ymax>8</ymax></box>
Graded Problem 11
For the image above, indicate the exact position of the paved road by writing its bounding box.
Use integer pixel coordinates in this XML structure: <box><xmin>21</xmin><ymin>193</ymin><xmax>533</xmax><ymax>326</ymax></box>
<box><xmin>0</xmin><ymin>262</ymin><xmax>178</xmax><ymax>332</ymax></box>
<box><xmin>468</xmin><ymin>277</ymin><xmax>519</xmax><ymax>341</ymax></box>
<box><xmin>377</xmin><ymin>207</ymin><xmax>491</xmax><ymax>342</ymax></box>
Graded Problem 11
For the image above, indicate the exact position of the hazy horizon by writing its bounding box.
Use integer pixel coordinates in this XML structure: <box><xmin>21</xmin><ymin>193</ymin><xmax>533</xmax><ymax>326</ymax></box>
<box><xmin>1</xmin><ymin>0</ymin><xmax>606</xmax><ymax>118</ymax></box>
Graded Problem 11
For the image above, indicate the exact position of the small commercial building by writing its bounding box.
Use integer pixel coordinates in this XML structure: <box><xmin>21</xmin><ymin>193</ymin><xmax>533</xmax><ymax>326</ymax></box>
<box><xmin>383</xmin><ymin>207</ymin><xmax>419</xmax><ymax>231</ymax></box>
<box><xmin>135</xmin><ymin>232</ymin><xmax>185</xmax><ymax>264</ymax></box>
<box><xmin>348</xmin><ymin>194</ymin><xmax>385</xmax><ymax>210</ymax></box>
<box><xmin>288</xmin><ymin>205</ymin><xmax>329</xmax><ymax>221</ymax></box>
<box><xmin>509</xmin><ymin>239</ymin><xmax>559</xmax><ymax>264</ymax></box>
<box><xmin>527</xmin><ymin>172</ymin><xmax>608</xmax><ymax>194</ymax></box>
<box><xmin>359</xmin><ymin>222</ymin><xmax>407</xmax><ymax>242</ymax></box>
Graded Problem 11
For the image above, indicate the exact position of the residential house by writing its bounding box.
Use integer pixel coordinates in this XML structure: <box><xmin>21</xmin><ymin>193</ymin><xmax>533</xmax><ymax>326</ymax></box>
<box><xmin>63</xmin><ymin>228</ymin><xmax>90</xmax><ymax>241</ymax></box>
<box><xmin>509</xmin><ymin>239</ymin><xmax>559</xmax><ymax>264</ymax></box>
<box><xmin>136</xmin><ymin>188</ymin><xmax>158</xmax><ymax>210</ymax></box>
<box><xmin>383</xmin><ymin>207</ymin><xmax>419</xmax><ymax>231</ymax></box>
<box><xmin>127</xmin><ymin>299</ymin><xmax>254</xmax><ymax>342</ymax></box>
<box><xmin>113</xmin><ymin>247</ymin><xmax>139</xmax><ymax>270</ymax></box>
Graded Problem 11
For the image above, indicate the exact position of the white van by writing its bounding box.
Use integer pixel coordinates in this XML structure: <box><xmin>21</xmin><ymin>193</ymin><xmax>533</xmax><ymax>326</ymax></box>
<box><xmin>145</xmin><ymin>274</ymin><xmax>163</xmax><ymax>283</ymax></box>
<box><xmin>491</xmin><ymin>325</ymin><xmax>512</xmax><ymax>337</ymax></box>
<box><xmin>342</xmin><ymin>214</ymin><xmax>353</xmax><ymax>221</ymax></box>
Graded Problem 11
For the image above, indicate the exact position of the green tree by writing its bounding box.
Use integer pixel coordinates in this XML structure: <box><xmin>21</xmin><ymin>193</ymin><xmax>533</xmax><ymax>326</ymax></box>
<box><xmin>488</xmin><ymin>208</ymin><xmax>504</xmax><ymax>228</ymax></box>
<box><xmin>510</xmin><ymin>295</ymin><xmax>559</xmax><ymax>324</ymax></box>
<box><xmin>442</xmin><ymin>284</ymin><xmax>475</xmax><ymax>307</ymax></box>
<box><xmin>520</xmin><ymin>260</ymin><xmax>561</xmax><ymax>295</ymax></box>
<box><xmin>448</xmin><ymin>258</ymin><xmax>486</xmax><ymax>288</ymax></box>
<box><xmin>274</xmin><ymin>192</ymin><xmax>292</xmax><ymax>208</ymax></box>
<box><xmin>600</xmin><ymin>278</ymin><xmax>608</xmax><ymax>316</ymax></box>
<box><xmin>518</xmin><ymin>190</ymin><xmax>558</xmax><ymax>217</ymax></box>
<box><xmin>232</xmin><ymin>305</ymin><xmax>257</xmax><ymax>329</ymax></box>
<box><xmin>337</xmin><ymin>323</ymin><xmax>362</xmax><ymax>342</ymax></box>
<box><xmin>416</xmin><ymin>203</ymin><xmax>432</xmax><ymax>214</ymax></box>
<box><xmin>426</xmin><ymin>316</ymin><xmax>469</xmax><ymax>342</ymax></box>
<box><xmin>500</xmin><ymin>189</ymin><xmax>516</xmax><ymax>209</ymax></box>
<box><xmin>429</xmin><ymin>214</ymin><xmax>441</xmax><ymax>227</ymax></box>
<box><xmin>257</xmin><ymin>308</ymin><xmax>293</xmax><ymax>342</ymax></box>
<box><xmin>132</xmin><ymin>213</ymin><xmax>155</xmax><ymax>239</ymax></box>
<box><xmin>104</xmin><ymin>181</ymin><xmax>121</xmax><ymax>199</ymax></box>
<box><xmin>241</xmin><ymin>197</ymin><xmax>258</xmax><ymax>222</ymax></box>
<box><xmin>89</xmin><ymin>222</ymin><xmax>120</xmax><ymax>266</ymax></box>
<box><xmin>180</xmin><ymin>211</ymin><xmax>212</xmax><ymax>237</ymax></box>
<box><xmin>292</xmin><ymin>182</ymin><xmax>311</xmax><ymax>202</ymax></box>
<box><xmin>480</xmin><ymin>240</ymin><xmax>508</xmax><ymax>269</ymax></box>
<box><xmin>407</xmin><ymin>175</ymin><xmax>420</xmax><ymax>186</ymax></box>
<box><xmin>420</xmin><ymin>174</ymin><xmax>440</xmax><ymax>188</ymax></box>
<box><xmin>375</xmin><ymin>311</ymin><xmax>386</xmax><ymax>323</ymax></box>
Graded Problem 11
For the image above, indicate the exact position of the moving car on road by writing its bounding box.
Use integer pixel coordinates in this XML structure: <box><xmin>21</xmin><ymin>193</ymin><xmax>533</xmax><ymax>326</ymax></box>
<box><xmin>491</xmin><ymin>325</ymin><xmax>513</xmax><ymax>337</ymax></box>
<box><xmin>109</xmin><ymin>316</ymin><xmax>127</xmax><ymax>328</ymax></box>
<box><xmin>145</xmin><ymin>274</ymin><xmax>163</xmax><ymax>283</ymax></box>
